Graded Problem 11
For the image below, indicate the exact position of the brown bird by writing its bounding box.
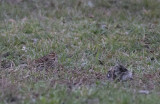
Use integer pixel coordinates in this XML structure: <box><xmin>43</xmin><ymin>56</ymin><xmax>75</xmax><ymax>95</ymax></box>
<box><xmin>28</xmin><ymin>52</ymin><xmax>58</xmax><ymax>71</ymax></box>
<box><xmin>107</xmin><ymin>64</ymin><xmax>133</xmax><ymax>81</ymax></box>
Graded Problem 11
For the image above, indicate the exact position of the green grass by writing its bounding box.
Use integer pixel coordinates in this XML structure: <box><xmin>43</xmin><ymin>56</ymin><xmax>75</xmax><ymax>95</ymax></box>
<box><xmin>0</xmin><ymin>0</ymin><xmax>160</xmax><ymax>103</ymax></box>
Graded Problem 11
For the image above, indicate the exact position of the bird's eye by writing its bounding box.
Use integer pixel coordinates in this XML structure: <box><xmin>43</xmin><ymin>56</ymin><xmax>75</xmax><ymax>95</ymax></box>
<box><xmin>107</xmin><ymin>72</ymin><xmax>111</xmax><ymax>78</ymax></box>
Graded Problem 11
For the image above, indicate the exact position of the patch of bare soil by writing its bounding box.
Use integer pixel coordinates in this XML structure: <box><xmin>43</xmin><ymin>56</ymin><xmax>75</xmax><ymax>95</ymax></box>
<box><xmin>49</xmin><ymin>68</ymin><xmax>106</xmax><ymax>88</ymax></box>
<box><xmin>23</xmin><ymin>52</ymin><xmax>106</xmax><ymax>88</ymax></box>
<box><xmin>129</xmin><ymin>71</ymin><xmax>160</xmax><ymax>91</ymax></box>
<box><xmin>0</xmin><ymin>78</ymin><xmax>19</xmax><ymax>103</ymax></box>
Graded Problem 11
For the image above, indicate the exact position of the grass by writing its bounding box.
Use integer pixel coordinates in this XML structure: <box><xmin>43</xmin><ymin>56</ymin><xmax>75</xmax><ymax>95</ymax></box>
<box><xmin>0</xmin><ymin>0</ymin><xmax>160</xmax><ymax>103</ymax></box>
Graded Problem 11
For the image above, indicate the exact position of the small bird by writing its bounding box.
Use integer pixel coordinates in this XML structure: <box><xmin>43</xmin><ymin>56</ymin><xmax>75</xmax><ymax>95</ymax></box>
<box><xmin>107</xmin><ymin>64</ymin><xmax>133</xmax><ymax>81</ymax></box>
<box><xmin>28</xmin><ymin>52</ymin><xmax>58</xmax><ymax>71</ymax></box>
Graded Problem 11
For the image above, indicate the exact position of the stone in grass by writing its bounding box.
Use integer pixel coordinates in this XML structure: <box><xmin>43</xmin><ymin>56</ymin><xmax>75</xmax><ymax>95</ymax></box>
<box><xmin>107</xmin><ymin>64</ymin><xmax>133</xmax><ymax>81</ymax></box>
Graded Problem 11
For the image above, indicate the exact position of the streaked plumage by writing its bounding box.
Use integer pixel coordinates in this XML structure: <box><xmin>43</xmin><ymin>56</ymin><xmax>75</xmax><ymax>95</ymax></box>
<box><xmin>29</xmin><ymin>52</ymin><xmax>58</xmax><ymax>71</ymax></box>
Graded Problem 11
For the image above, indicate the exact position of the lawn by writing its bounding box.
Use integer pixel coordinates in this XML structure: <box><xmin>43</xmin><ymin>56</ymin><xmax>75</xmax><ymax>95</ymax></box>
<box><xmin>0</xmin><ymin>0</ymin><xmax>160</xmax><ymax>104</ymax></box>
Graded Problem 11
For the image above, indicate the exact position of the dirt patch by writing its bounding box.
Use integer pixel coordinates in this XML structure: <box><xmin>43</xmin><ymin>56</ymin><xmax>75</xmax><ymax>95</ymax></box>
<box><xmin>0</xmin><ymin>78</ymin><xmax>19</xmax><ymax>103</ymax></box>
<box><xmin>49</xmin><ymin>68</ymin><xmax>106</xmax><ymax>88</ymax></box>
<box><xmin>141</xmin><ymin>72</ymin><xmax>160</xmax><ymax>90</ymax></box>
<box><xmin>129</xmin><ymin>71</ymin><xmax>160</xmax><ymax>91</ymax></box>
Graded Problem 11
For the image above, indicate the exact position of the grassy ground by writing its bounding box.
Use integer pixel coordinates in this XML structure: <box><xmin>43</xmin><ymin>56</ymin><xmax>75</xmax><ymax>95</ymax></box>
<box><xmin>0</xmin><ymin>0</ymin><xmax>160</xmax><ymax>103</ymax></box>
